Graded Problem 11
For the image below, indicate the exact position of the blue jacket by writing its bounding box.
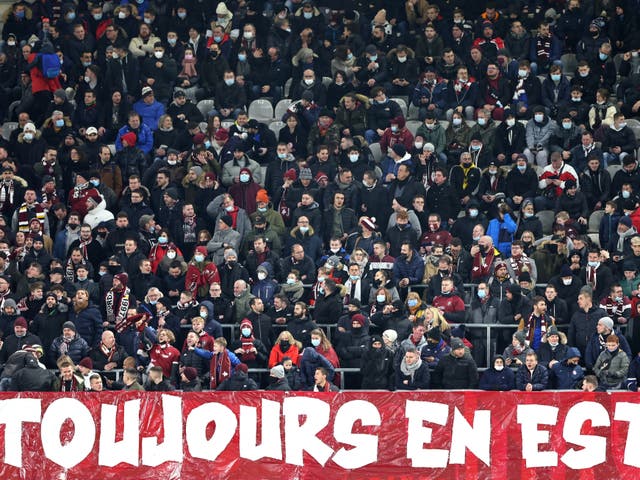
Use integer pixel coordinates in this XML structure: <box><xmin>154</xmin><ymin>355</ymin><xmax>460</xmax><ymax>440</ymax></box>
<box><xmin>626</xmin><ymin>353</ymin><xmax>640</xmax><ymax>391</ymax></box>
<box><xmin>487</xmin><ymin>214</ymin><xmax>517</xmax><ymax>257</ymax></box>
<box><xmin>133</xmin><ymin>99</ymin><xmax>165</xmax><ymax>131</ymax></box>
<box><xmin>49</xmin><ymin>334</ymin><xmax>90</xmax><ymax>366</ymax></box>
<box><xmin>299</xmin><ymin>348</ymin><xmax>335</xmax><ymax>388</ymax></box>
<box><xmin>584</xmin><ymin>328</ymin><xmax>632</xmax><ymax>369</ymax></box>
<box><xmin>251</xmin><ymin>261</ymin><xmax>279</xmax><ymax>305</ymax></box>
<box><xmin>516</xmin><ymin>363</ymin><xmax>549</xmax><ymax>391</ymax></box>
<box><xmin>116</xmin><ymin>123</ymin><xmax>154</xmax><ymax>154</ymax></box>
<box><xmin>551</xmin><ymin>347</ymin><xmax>585</xmax><ymax>389</ymax></box>
<box><xmin>200</xmin><ymin>301</ymin><xmax>223</xmax><ymax>339</ymax></box>
<box><xmin>68</xmin><ymin>304</ymin><xmax>103</xmax><ymax>348</ymax></box>
<box><xmin>479</xmin><ymin>366</ymin><xmax>516</xmax><ymax>391</ymax></box>
<box><xmin>393</xmin><ymin>250</ymin><xmax>425</xmax><ymax>287</ymax></box>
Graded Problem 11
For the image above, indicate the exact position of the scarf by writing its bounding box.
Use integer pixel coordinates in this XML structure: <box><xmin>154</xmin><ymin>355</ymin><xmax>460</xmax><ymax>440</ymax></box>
<box><xmin>64</xmin><ymin>258</ymin><xmax>89</xmax><ymax>283</ymax></box>
<box><xmin>210</xmin><ymin>349</ymin><xmax>232</xmax><ymax>389</ymax></box>
<box><xmin>472</xmin><ymin>248</ymin><xmax>495</xmax><ymax>280</ymax></box>
<box><xmin>617</xmin><ymin>227</ymin><xmax>636</xmax><ymax>252</ymax></box>
<box><xmin>318</xmin><ymin>118</ymin><xmax>334</xmax><ymax>136</ymax></box>
<box><xmin>59</xmin><ymin>375</ymin><xmax>80</xmax><ymax>392</ymax></box>
<box><xmin>17</xmin><ymin>203</ymin><xmax>45</xmax><ymax>232</ymax></box>
<box><xmin>79</xmin><ymin>236</ymin><xmax>92</xmax><ymax>259</ymax></box>
<box><xmin>105</xmin><ymin>286</ymin><xmax>130</xmax><ymax>327</ymax></box>
<box><xmin>240</xmin><ymin>333</ymin><xmax>256</xmax><ymax>362</ymax></box>
<box><xmin>400</xmin><ymin>357</ymin><xmax>423</xmax><ymax>380</ymax></box>
<box><xmin>180</xmin><ymin>56</ymin><xmax>197</xmax><ymax>77</ymax></box>
<box><xmin>508</xmin><ymin>254</ymin><xmax>531</xmax><ymax>279</ymax></box>
<box><xmin>314</xmin><ymin>382</ymin><xmax>333</xmax><ymax>392</ymax></box>
<box><xmin>524</xmin><ymin>313</ymin><xmax>549</xmax><ymax>346</ymax></box>
<box><xmin>460</xmin><ymin>164</ymin><xmax>474</xmax><ymax>188</ymax></box>
<box><xmin>71</xmin><ymin>182</ymin><xmax>89</xmax><ymax>200</ymax></box>
<box><xmin>0</xmin><ymin>180</ymin><xmax>14</xmax><ymax>207</ymax></box>
<box><xmin>100</xmin><ymin>342</ymin><xmax>117</xmax><ymax>362</ymax></box>
<box><xmin>536</xmin><ymin>35</ymin><xmax>551</xmax><ymax>62</ymax></box>
<box><xmin>182</xmin><ymin>215</ymin><xmax>197</xmax><ymax>243</ymax></box>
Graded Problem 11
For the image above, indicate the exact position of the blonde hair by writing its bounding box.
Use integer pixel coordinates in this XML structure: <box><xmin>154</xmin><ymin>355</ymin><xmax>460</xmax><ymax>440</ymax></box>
<box><xmin>310</xmin><ymin>328</ymin><xmax>332</xmax><ymax>351</ymax></box>
<box><xmin>277</xmin><ymin>330</ymin><xmax>302</xmax><ymax>350</ymax></box>
<box><xmin>423</xmin><ymin>307</ymin><xmax>450</xmax><ymax>332</ymax></box>
<box><xmin>158</xmin><ymin>328</ymin><xmax>175</xmax><ymax>344</ymax></box>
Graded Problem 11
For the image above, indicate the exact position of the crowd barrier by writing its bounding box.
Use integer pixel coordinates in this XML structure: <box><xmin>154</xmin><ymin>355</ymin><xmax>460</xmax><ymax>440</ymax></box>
<box><xmin>0</xmin><ymin>391</ymin><xmax>638</xmax><ymax>479</ymax></box>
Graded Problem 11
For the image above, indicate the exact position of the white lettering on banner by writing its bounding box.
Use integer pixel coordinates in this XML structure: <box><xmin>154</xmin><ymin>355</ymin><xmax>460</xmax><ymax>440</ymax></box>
<box><xmin>41</xmin><ymin>398</ymin><xmax>96</xmax><ymax>469</ymax></box>
<box><xmin>517</xmin><ymin>404</ymin><xmax>559</xmax><ymax>468</ymax></box>
<box><xmin>449</xmin><ymin>408</ymin><xmax>491</xmax><ymax>466</ymax></box>
<box><xmin>141</xmin><ymin>395</ymin><xmax>182</xmax><ymax>466</ymax></box>
<box><xmin>99</xmin><ymin>400</ymin><xmax>141</xmax><ymax>467</ymax></box>
<box><xmin>239</xmin><ymin>399</ymin><xmax>283</xmax><ymax>461</ymax></box>
<box><xmin>614</xmin><ymin>402</ymin><xmax>640</xmax><ymax>467</ymax></box>
<box><xmin>0</xmin><ymin>398</ymin><xmax>41</xmax><ymax>468</ymax></box>
<box><xmin>186</xmin><ymin>402</ymin><xmax>236</xmax><ymax>461</ymax></box>
<box><xmin>283</xmin><ymin>397</ymin><xmax>333</xmax><ymax>466</ymax></box>
<box><xmin>332</xmin><ymin>400</ymin><xmax>381</xmax><ymax>469</ymax></box>
<box><xmin>405</xmin><ymin>401</ymin><xmax>449</xmax><ymax>468</ymax></box>
<box><xmin>561</xmin><ymin>402</ymin><xmax>609</xmax><ymax>469</ymax></box>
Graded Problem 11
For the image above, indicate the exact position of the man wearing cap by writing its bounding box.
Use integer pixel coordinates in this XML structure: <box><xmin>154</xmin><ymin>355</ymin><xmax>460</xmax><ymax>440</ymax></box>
<box><xmin>585</xmin><ymin>316</ymin><xmax>632</xmax><ymax>370</ymax></box>
<box><xmin>250</xmin><ymin>188</ymin><xmax>285</xmax><ymax>237</ymax></box>
<box><xmin>49</xmin><ymin>321</ymin><xmax>90</xmax><ymax>366</ymax></box>
<box><xmin>432</xmin><ymin>337</ymin><xmax>479</xmax><ymax>389</ymax></box>
<box><xmin>0</xmin><ymin>317</ymin><xmax>42</xmax><ymax>364</ymax></box>
<box><xmin>380</xmin><ymin>116</ymin><xmax>414</xmax><ymax>158</ymax></box>
<box><xmin>306</xmin><ymin>108</ymin><xmax>341</xmax><ymax>156</ymax></box>
<box><xmin>83</xmin><ymin>190</ymin><xmax>114</xmax><ymax>229</ymax></box>
<box><xmin>167</xmin><ymin>89</ymin><xmax>204</xmax><ymax>127</ymax></box>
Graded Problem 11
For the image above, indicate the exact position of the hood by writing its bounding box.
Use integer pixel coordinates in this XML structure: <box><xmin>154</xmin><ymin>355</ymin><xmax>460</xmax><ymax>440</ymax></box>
<box><xmin>200</xmin><ymin>300</ymin><xmax>214</xmax><ymax>319</ymax></box>
<box><xmin>302</xmin><ymin>347</ymin><xmax>321</xmax><ymax>362</ymax></box>
<box><xmin>564</xmin><ymin>347</ymin><xmax>582</xmax><ymax>361</ymax></box>
<box><xmin>257</xmin><ymin>261</ymin><xmax>274</xmax><ymax>278</ymax></box>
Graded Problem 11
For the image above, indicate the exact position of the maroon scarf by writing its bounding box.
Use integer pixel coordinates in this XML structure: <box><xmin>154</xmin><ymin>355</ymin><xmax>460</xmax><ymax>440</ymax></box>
<box><xmin>240</xmin><ymin>333</ymin><xmax>256</xmax><ymax>362</ymax></box>
<box><xmin>472</xmin><ymin>249</ymin><xmax>496</xmax><ymax>280</ymax></box>
<box><xmin>210</xmin><ymin>349</ymin><xmax>232</xmax><ymax>389</ymax></box>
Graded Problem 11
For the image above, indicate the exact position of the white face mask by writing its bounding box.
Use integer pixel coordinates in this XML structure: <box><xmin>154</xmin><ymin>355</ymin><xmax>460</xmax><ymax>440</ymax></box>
<box><xmin>154</xmin><ymin>51</ymin><xmax>163</xmax><ymax>59</ymax></box>
<box><xmin>562</xmin><ymin>278</ymin><xmax>572</xmax><ymax>286</ymax></box>
<box><xmin>494</xmin><ymin>365</ymin><xmax>504</xmax><ymax>371</ymax></box>
<box><xmin>397</xmin><ymin>56</ymin><xmax>407</xmax><ymax>63</ymax></box>
<box><xmin>415</xmin><ymin>142</ymin><xmax>423</xmax><ymax>150</ymax></box>
<box><xmin>257</xmin><ymin>272</ymin><xmax>267</xmax><ymax>280</ymax></box>
<box><xmin>166</xmin><ymin>251</ymin><xmax>176</xmax><ymax>259</ymax></box>
<box><xmin>452</xmin><ymin>118</ymin><xmax>462</xmax><ymax>126</ymax></box>
<box><xmin>243</xmin><ymin>31</ymin><xmax>254</xmax><ymax>40</ymax></box>
<box><xmin>304</xmin><ymin>78</ymin><xmax>314</xmax><ymax>85</ymax></box>
<box><xmin>506</xmin><ymin>119</ymin><xmax>515</xmax><ymax>127</ymax></box>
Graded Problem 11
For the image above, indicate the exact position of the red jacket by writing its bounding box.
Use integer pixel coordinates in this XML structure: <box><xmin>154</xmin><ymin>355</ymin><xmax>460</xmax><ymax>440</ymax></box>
<box><xmin>149</xmin><ymin>344</ymin><xmax>180</xmax><ymax>377</ymax></box>
<box><xmin>185</xmin><ymin>261</ymin><xmax>220</xmax><ymax>298</ymax></box>
<box><xmin>379</xmin><ymin>127</ymin><xmax>414</xmax><ymax>155</ymax></box>
<box><xmin>268</xmin><ymin>343</ymin><xmax>301</xmax><ymax>368</ymax></box>
<box><xmin>27</xmin><ymin>53</ymin><xmax>62</xmax><ymax>94</ymax></box>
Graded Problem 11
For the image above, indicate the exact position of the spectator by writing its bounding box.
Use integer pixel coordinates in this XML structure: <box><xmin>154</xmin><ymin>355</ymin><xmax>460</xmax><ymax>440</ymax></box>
<box><xmin>516</xmin><ymin>350</ymin><xmax>549</xmax><ymax>391</ymax></box>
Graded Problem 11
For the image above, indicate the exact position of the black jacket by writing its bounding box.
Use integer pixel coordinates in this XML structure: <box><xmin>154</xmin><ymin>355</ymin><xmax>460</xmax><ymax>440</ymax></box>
<box><xmin>217</xmin><ymin>371</ymin><xmax>259</xmax><ymax>391</ymax></box>
<box><xmin>431</xmin><ymin>352</ymin><xmax>479</xmax><ymax>389</ymax></box>
<box><xmin>313</xmin><ymin>290</ymin><xmax>343</xmax><ymax>325</ymax></box>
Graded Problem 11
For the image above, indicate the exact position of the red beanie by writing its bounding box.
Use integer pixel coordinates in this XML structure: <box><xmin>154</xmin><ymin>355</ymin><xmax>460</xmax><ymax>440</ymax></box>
<box><xmin>121</xmin><ymin>131</ymin><xmax>137</xmax><ymax>146</ymax></box>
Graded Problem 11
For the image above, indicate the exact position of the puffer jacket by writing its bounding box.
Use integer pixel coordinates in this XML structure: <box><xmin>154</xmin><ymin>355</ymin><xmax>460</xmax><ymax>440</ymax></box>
<box><xmin>49</xmin><ymin>334</ymin><xmax>90</xmax><ymax>365</ymax></box>
<box><xmin>68</xmin><ymin>304</ymin><xmax>103</xmax><ymax>348</ymax></box>
<box><xmin>550</xmin><ymin>347</ymin><xmax>585</xmax><ymax>389</ymax></box>
<box><xmin>299</xmin><ymin>348</ymin><xmax>335</xmax><ymax>388</ymax></box>
<box><xmin>594</xmin><ymin>347</ymin><xmax>630</xmax><ymax>388</ymax></box>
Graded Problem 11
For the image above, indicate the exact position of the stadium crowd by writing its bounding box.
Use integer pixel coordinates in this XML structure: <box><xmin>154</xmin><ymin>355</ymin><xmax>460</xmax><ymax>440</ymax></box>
<box><xmin>0</xmin><ymin>0</ymin><xmax>640</xmax><ymax>392</ymax></box>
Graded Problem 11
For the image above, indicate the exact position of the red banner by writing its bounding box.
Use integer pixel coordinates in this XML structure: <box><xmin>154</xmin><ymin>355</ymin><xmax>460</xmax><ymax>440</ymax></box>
<box><xmin>0</xmin><ymin>391</ymin><xmax>638</xmax><ymax>479</ymax></box>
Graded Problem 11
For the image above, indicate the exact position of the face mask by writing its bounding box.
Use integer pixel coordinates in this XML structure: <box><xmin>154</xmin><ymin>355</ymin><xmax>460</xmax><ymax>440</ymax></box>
<box><xmin>304</xmin><ymin>78</ymin><xmax>314</xmax><ymax>85</ymax></box>
<box><xmin>98</xmin><ymin>270</ymin><xmax>106</xmax><ymax>277</ymax></box>
<box><xmin>199</xmin><ymin>311</ymin><xmax>207</xmax><ymax>319</ymax></box>
<box><xmin>224</xmin><ymin>78</ymin><xmax>235</xmax><ymax>86</ymax></box>
<box><xmin>299</xmin><ymin>226</ymin><xmax>309</xmax><ymax>233</ymax></box>
<box><xmin>154</xmin><ymin>51</ymin><xmax>163</xmax><ymax>59</ymax></box>
<box><xmin>184</xmin><ymin>53</ymin><xmax>194</xmax><ymax>60</ymax></box>
<box><xmin>579</xmin><ymin>71</ymin><xmax>588</xmax><ymax>78</ymax></box>
<box><xmin>238</xmin><ymin>54</ymin><xmax>247</xmax><ymax>62</ymax></box>
<box><xmin>588</xmin><ymin>261</ymin><xmax>599</xmax><ymax>268</ymax></box>
<box><xmin>425</xmin><ymin>123</ymin><xmax>435</xmax><ymax>130</ymax></box>
<box><xmin>7</xmin><ymin>40</ymin><xmax>15</xmax><ymax>46</ymax></box>
<box><xmin>93</xmin><ymin>13</ymin><xmax>103</xmax><ymax>20</ymax></box>
<box><xmin>615</xmin><ymin>296</ymin><xmax>623</xmax><ymax>303</ymax></box>
<box><xmin>571</xmin><ymin>96</ymin><xmax>581</xmax><ymax>102</ymax></box>
<box><xmin>407</xmin><ymin>299</ymin><xmax>418</xmax><ymax>307</ymax></box>
<box><xmin>240</xmin><ymin>173</ymin><xmax>250</xmax><ymax>183</ymax></box>
<box><xmin>303</xmin><ymin>11</ymin><xmax>313</xmax><ymax>19</ymax></box>
<box><xmin>194</xmin><ymin>254</ymin><xmax>205</xmax><ymax>262</ymax></box>
<box><xmin>551</xmin><ymin>73</ymin><xmax>562</xmax><ymax>81</ymax></box>
<box><xmin>112</xmin><ymin>52</ymin><xmax>120</xmax><ymax>60</ymax></box>
<box><xmin>280</xmin><ymin>340</ymin><xmax>290</xmax><ymax>351</ymax></box>
<box><xmin>349</xmin><ymin>153</ymin><xmax>359</xmax><ymax>163</ymax></box>
<box><xmin>518</xmin><ymin>69</ymin><xmax>528</xmax><ymax>78</ymax></box>
<box><xmin>562</xmin><ymin>122</ymin><xmax>572</xmax><ymax>130</ymax></box>
<box><xmin>243</xmin><ymin>31</ymin><xmax>254</xmax><ymax>40</ymax></box>
<box><xmin>397</xmin><ymin>56</ymin><xmax>407</xmax><ymax>63</ymax></box>
<box><xmin>534</xmin><ymin>114</ymin><xmax>544</xmax><ymax>123</ymax></box>
<box><xmin>599</xmin><ymin>52</ymin><xmax>608</xmax><ymax>61</ymax></box>
<box><xmin>391</xmin><ymin>125</ymin><xmax>399</xmax><ymax>133</ymax></box>
<box><xmin>155</xmin><ymin>236</ymin><xmax>168</xmax><ymax>245</ymax></box>
<box><xmin>495</xmin><ymin>365</ymin><xmax>504</xmax><ymax>371</ymax></box>
<box><xmin>477</xmin><ymin>289</ymin><xmax>486</xmax><ymax>299</ymax></box>
<box><xmin>118</xmin><ymin>11</ymin><xmax>126</xmax><ymax>19</ymax></box>
<box><xmin>241</xmin><ymin>328</ymin><xmax>252</xmax><ymax>337</ymax></box>
<box><xmin>168</xmin><ymin>38</ymin><xmax>177</xmax><ymax>46</ymax></box>
<box><xmin>452</xmin><ymin>118</ymin><xmax>462</xmax><ymax>126</ymax></box>
<box><xmin>67</xmin><ymin>12</ymin><xmax>76</xmax><ymax>20</ymax></box>
<box><xmin>54</xmin><ymin>118</ymin><xmax>64</xmax><ymax>128</ymax></box>
<box><xmin>255</xmin><ymin>271</ymin><xmax>267</xmax><ymax>281</ymax></box>
<box><xmin>84</xmin><ymin>75</ymin><xmax>91</xmax><ymax>83</ymax></box>
<box><xmin>166</xmin><ymin>251</ymin><xmax>176</xmax><ymax>259</ymax></box>
<box><xmin>311</xmin><ymin>338</ymin><xmax>321</xmax><ymax>347</ymax></box>
<box><xmin>287</xmin><ymin>278</ymin><xmax>296</xmax><ymax>285</ymax></box>
<box><xmin>376</xmin><ymin>294</ymin><xmax>386</xmax><ymax>303</ymax></box>
<box><xmin>622</xmin><ymin>190</ymin><xmax>631</xmax><ymax>199</ymax></box>
<box><xmin>471</xmin><ymin>144</ymin><xmax>481</xmax><ymax>151</ymax></box>
<box><xmin>24</xmin><ymin>132</ymin><xmax>33</xmax><ymax>141</ymax></box>
<box><xmin>619</xmin><ymin>122</ymin><xmax>627</xmax><ymax>129</ymax></box>
<box><xmin>477</xmin><ymin>118</ymin><xmax>486</xmax><ymax>126</ymax></box>
<box><xmin>257</xmin><ymin>207</ymin><xmax>267</xmax><ymax>213</ymax></box>
<box><xmin>469</xmin><ymin>208</ymin><xmax>478</xmax><ymax>218</ymax></box>
<box><xmin>523</xmin><ymin>211</ymin><xmax>535</xmax><ymax>219</ymax></box>
<box><xmin>367</xmin><ymin>54</ymin><xmax>378</xmax><ymax>63</ymax></box>
<box><xmin>225</xmin><ymin>205</ymin><xmax>234</xmax><ymax>212</ymax></box>
<box><xmin>506</xmin><ymin>119</ymin><xmax>515</xmax><ymax>127</ymax></box>
<box><xmin>178</xmin><ymin>12</ymin><xmax>187</xmax><ymax>19</ymax></box>
<box><xmin>414</xmin><ymin>142</ymin><xmax>423</xmax><ymax>150</ymax></box>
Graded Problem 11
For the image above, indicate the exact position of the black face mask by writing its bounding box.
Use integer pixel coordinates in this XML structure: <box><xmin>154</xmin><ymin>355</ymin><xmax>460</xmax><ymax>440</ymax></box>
<box><xmin>280</xmin><ymin>340</ymin><xmax>290</xmax><ymax>352</ymax></box>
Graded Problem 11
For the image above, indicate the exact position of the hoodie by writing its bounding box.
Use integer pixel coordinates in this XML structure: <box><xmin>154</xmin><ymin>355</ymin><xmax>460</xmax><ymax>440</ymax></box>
<box><xmin>551</xmin><ymin>347</ymin><xmax>585</xmax><ymax>389</ymax></box>
<box><xmin>228</xmin><ymin>168</ymin><xmax>261</xmax><ymax>214</ymax></box>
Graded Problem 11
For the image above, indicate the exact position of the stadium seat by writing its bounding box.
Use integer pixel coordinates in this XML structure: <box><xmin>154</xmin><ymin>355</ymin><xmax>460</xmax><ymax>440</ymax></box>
<box><xmin>108</xmin><ymin>144</ymin><xmax>116</xmax><ymax>155</ymax></box>
<box><xmin>322</xmin><ymin>77</ymin><xmax>333</xmax><ymax>88</ymax></box>
<box><xmin>274</xmin><ymin>99</ymin><xmax>292</xmax><ymax>120</ymax></box>
<box><xmin>1</xmin><ymin>122</ymin><xmax>18</xmax><ymax>141</ymax></box>
<box><xmin>248</xmin><ymin>99</ymin><xmax>274</xmax><ymax>121</ymax></box>
<box><xmin>588</xmin><ymin>233</ymin><xmax>601</xmax><ymax>247</ymax></box>
<box><xmin>391</xmin><ymin>97</ymin><xmax>408</xmax><ymax>117</ymax></box>
<box><xmin>588</xmin><ymin>210</ymin><xmax>605</xmax><ymax>234</ymax></box>
<box><xmin>561</xmin><ymin>53</ymin><xmax>577</xmax><ymax>76</ymax></box>
<box><xmin>269</xmin><ymin>121</ymin><xmax>285</xmax><ymax>137</ymax></box>
<box><xmin>196</xmin><ymin>99</ymin><xmax>215</xmax><ymax>118</ymax></box>
<box><xmin>537</xmin><ymin>210</ymin><xmax>556</xmax><ymax>235</ymax></box>
<box><xmin>284</xmin><ymin>78</ymin><xmax>293</xmax><ymax>97</ymax></box>
<box><xmin>606</xmin><ymin>164</ymin><xmax>623</xmax><ymax>178</ymax></box>
<box><xmin>199</xmin><ymin>122</ymin><xmax>208</xmax><ymax>134</ymax></box>
<box><xmin>369</xmin><ymin>143</ymin><xmax>383</xmax><ymax>163</ymax></box>
<box><xmin>221</xmin><ymin>120</ymin><xmax>234</xmax><ymax>130</ymax></box>
<box><xmin>406</xmin><ymin>120</ymin><xmax>421</xmax><ymax>136</ymax></box>
<box><xmin>407</xmin><ymin>103</ymin><xmax>420</xmax><ymax>120</ymax></box>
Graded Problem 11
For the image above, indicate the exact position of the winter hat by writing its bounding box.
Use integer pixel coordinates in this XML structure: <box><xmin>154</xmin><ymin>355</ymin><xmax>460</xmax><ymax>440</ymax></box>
<box><xmin>270</xmin><ymin>365</ymin><xmax>285</xmax><ymax>379</ymax></box>
<box><xmin>256</xmin><ymin>189</ymin><xmax>269</xmax><ymax>204</ymax></box>
<box><xmin>598</xmin><ymin>317</ymin><xmax>614</xmax><ymax>331</ymax></box>
<box><xmin>240</xmin><ymin>318</ymin><xmax>253</xmax><ymax>331</ymax></box>
<box><xmin>87</xmin><ymin>191</ymin><xmax>101</xmax><ymax>204</ymax></box>
<box><xmin>121</xmin><ymin>131</ymin><xmax>137</xmax><ymax>146</ymax></box>
<box><xmin>114</xmin><ymin>272</ymin><xmax>128</xmax><ymax>286</ymax></box>
<box><xmin>351</xmin><ymin>313</ymin><xmax>366</xmax><ymax>326</ymax></box>
<box><xmin>3</xmin><ymin>299</ymin><xmax>16</xmax><ymax>310</ymax></box>
<box><xmin>240</xmin><ymin>167</ymin><xmax>252</xmax><ymax>177</ymax></box>
<box><xmin>564</xmin><ymin>179</ymin><xmax>577</xmax><ymax>189</ymax></box>
<box><xmin>390</xmin><ymin>116</ymin><xmax>405</xmax><ymax>128</ymax></box>
<box><xmin>301</xmin><ymin>90</ymin><xmax>314</xmax><ymax>102</ymax></box>
<box><xmin>54</xmin><ymin>89</ymin><xmax>66</xmax><ymax>100</ymax></box>
<box><xmin>382</xmin><ymin>329</ymin><xmax>397</xmax><ymax>343</ymax></box>
<box><xmin>204</xmin><ymin>172</ymin><xmax>217</xmax><ymax>182</ymax></box>
<box><xmin>315</xmin><ymin>171</ymin><xmax>328</xmax><ymax>182</ymax></box>
<box><xmin>450</xmin><ymin>337</ymin><xmax>465</xmax><ymax>350</ymax></box>
<box><xmin>195</xmin><ymin>246</ymin><xmax>208</xmax><ymax>256</ymax></box>
<box><xmin>79</xmin><ymin>357</ymin><xmax>93</xmax><ymax>369</ymax></box>
<box><xmin>620</xmin><ymin>216</ymin><xmax>633</xmax><ymax>228</ymax></box>
<box><xmin>190</xmin><ymin>166</ymin><xmax>203</xmax><ymax>177</ymax></box>
<box><xmin>326</xmin><ymin>255</ymin><xmax>341</xmax><ymax>267</ymax></box>
<box><xmin>299</xmin><ymin>167</ymin><xmax>313</xmax><ymax>180</ymax></box>
<box><xmin>470</xmin><ymin>132</ymin><xmax>483</xmax><ymax>143</ymax></box>
<box><xmin>360</xmin><ymin>216</ymin><xmax>377</xmax><ymax>231</ymax></box>
<box><xmin>546</xmin><ymin>326</ymin><xmax>560</xmax><ymax>338</ymax></box>
<box><xmin>23</xmin><ymin>123</ymin><xmax>36</xmax><ymax>133</ymax></box>
<box><xmin>183</xmin><ymin>367</ymin><xmax>197</xmax><ymax>381</ymax></box>
<box><xmin>423</xmin><ymin>142</ymin><xmax>435</xmax><ymax>152</ymax></box>
<box><xmin>214</xmin><ymin>128</ymin><xmax>229</xmax><ymax>141</ymax></box>
<box><xmin>514</xmin><ymin>331</ymin><xmax>526</xmax><ymax>344</ymax></box>
<box><xmin>141</xmin><ymin>86</ymin><xmax>153</xmax><ymax>97</ymax></box>
<box><xmin>224</xmin><ymin>249</ymin><xmax>238</xmax><ymax>260</ymax></box>
<box><xmin>235</xmin><ymin>363</ymin><xmax>248</xmax><ymax>374</ymax></box>
<box><xmin>193</xmin><ymin>132</ymin><xmax>206</xmax><ymax>145</ymax></box>
<box><xmin>560</xmin><ymin>265</ymin><xmax>573</xmax><ymax>277</ymax></box>
<box><xmin>391</xmin><ymin>143</ymin><xmax>407</xmax><ymax>157</ymax></box>
<box><xmin>63</xmin><ymin>321</ymin><xmax>76</xmax><ymax>332</ymax></box>
<box><xmin>427</xmin><ymin>328</ymin><xmax>442</xmax><ymax>342</ymax></box>
<box><xmin>519</xmin><ymin>272</ymin><xmax>532</xmax><ymax>283</ymax></box>
<box><xmin>14</xmin><ymin>317</ymin><xmax>27</xmax><ymax>329</ymax></box>
<box><xmin>284</xmin><ymin>168</ymin><xmax>297</xmax><ymax>181</ymax></box>
<box><xmin>507</xmin><ymin>284</ymin><xmax>521</xmax><ymax>295</ymax></box>
<box><xmin>318</xmin><ymin>108</ymin><xmax>335</xmax><ymax>120</ymax></box>
<box><xmin>164</xmin><ymin>187</ymin><xmax>180</xmax><ymax>200</ymax></box>
<box><xmin>219</xmin><ymin>214</ymin><xmax>233</xmax><ymax>227</ymax></box>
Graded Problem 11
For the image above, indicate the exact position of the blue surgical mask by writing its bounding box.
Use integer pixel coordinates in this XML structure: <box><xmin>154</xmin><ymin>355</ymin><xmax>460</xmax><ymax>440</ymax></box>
<box><xmin>469</xmin><ymin>208</ymin><xmax>478</xmax><ymax>218</ymax></box>
<box><xmin>518</xmin><ymin>69</ymin><xmax>528</xmax><ymax>78</ymax></box>
<box><xmin>534</xmin><ymin>114</ymin><xmax>544</xmax><ymax>123</ymax></box>
<box><xmin>67</xmin><ymin>12</ymin><xmax>76</xmax><ymax>20</ymax></box>
<box><xmin>204</xmin><ymin>140</ymin><xmax>211</xmax><ymax>149</ymax></box>
<box><xmin>452</xmin><ymin>118</ymin><xmax>462</xmax><ymax>126</ymax></box>
<box><xmin>369</xmin><ymin>55</ymin><xmax>378</xmax><ymax>62</ymax></box>
<box><xmin>551</xmin><ymin>74</ymin><xmax>561</xmax><ymax>82</ymax></box>
<box><xmin>168</xmin><ymin>38</ymin><xmax>177</xmax><ymax>46</ymax></box>
<box><xmin>300</xmin><ymin>226</ymin><xmax>309</xmax><ymax>233</ymax></box>
<box><xmin>177</xmin><ymin>11</ymin><xmax>187</xmax><ymax>19</ymax></box>
<box><xmin>471</xmin><ymin>144</ymin><xmax>480</xmax><ymax>151</ymax></box>
<box><xmin>158</xmin><ymin>237</ymin><xmax>168</xmax><ymax>244</ymax></box>
<box><xmin>257</xmin><ymin>207</ymin><xmax>267</xmax><ymax>213</ymax></box>
<box><xmin>303</xmin><ymin>11</ymin><xmax>313</xmax><ymax>19</ymax></box>
<box><xmin>349</xmin><ymin>275</ymin><xmax>359</xmax><ymax>282</ymax></box>
<box><xmin>477</xmin><ymin>290</ymin><xmax>486</xmax><ymax>299</ymax></box>
<box><xmin>225</xmin><ymin>78</ymin><xmax>235</xmax><ymax>86</ymax></box>
<box><xmin>90</xmin><ymin>179</ymin><xmax>100</xmax><ymax>187</ymax></box>
<box><xmin>286</xmin><ymin>278</ymin><xmax>296</xmax><ymax>285</ymax></box>
<box><xmin>517</xmin><ymin>165</ymin><xmax>526</xmax><ymax>172</ymax></box>
<box><xmin>311</xmin><ymin>338</ymin><xmax>321</xmax><ymax>347</ymax></box>
<box><xmin>588</xmin><ymin>261</ymin><xmax>599</xmax><ymax>268</ymax></box>
<box><xmin>240</xmin><ymin>173</ymin><xmax>250</xmax><ymax>183</ymax></box>
<box><xmin>238</xmin><ymin>54</ymin><xmax>247</xmax><ymax>62</ymax></box>
<box><xmin>376</xmin><ymin>294</ymin><xmax>386</xmax><ymax>303</ymax></box>
<box><xmin>391</xmin><ymin>126</ymin><xmax>398</xmax><ymax>133</ymax></box>
<box><xmin>599</xmin><ymin>52</ymin><xmax>608</xmax><ymax>61</ymax></box>
<box><xmin>347</xmin><ymin>53</ymin><xmax>353</xmax><ymax>60</ymax></box>
<box><xmin>407</xmin><ymin>299</ymin><xmax>418</xmax><ymax>307</ymax></box>
<box><xmin>477</xmin><ymin>118</ymin><xmax>486</xmax><ymax>126</ymax></box>
<box><xmin>241</xmin><ymin>327</ymin><xmax>252</xmax><ymax>336</ymax></box>
<box><xmin>349</xmin><ymin>153</ymin><xmax>359</xmax><ymax>163</ymax></box>
<box><xmin>149</xmin><ymin>299</ymin><xmax>157</xmax><ymax>305</ymax></box>
<box><xmin>622</xmin><ymin>190</ymin><xmax>631</xmax><ymax>199</ymax></box>
<box><xmin>55</xmin><ymin>119</ymin><xmax>64</xmax><ymax>127</ymax></box>
<box><xmin>562</xmin><ymin>121</ymin><xmax>572</xmax><ymax>130</ymax></box>
<box><xmin>214</xmin><ymin>36</ymin><xmax>222</xmax><ymax>43</ymax></box>
<box><xmin>93</xmin><ymin>13</ymin><xmax>102</xmax><ymax>21</ymax></box>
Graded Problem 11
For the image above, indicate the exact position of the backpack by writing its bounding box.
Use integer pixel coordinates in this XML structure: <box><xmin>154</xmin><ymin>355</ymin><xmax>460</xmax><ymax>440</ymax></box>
<box><xmin>40</xmin><ymin>53</ymin><xmax>61</xmax><ymax>79</ymax></box>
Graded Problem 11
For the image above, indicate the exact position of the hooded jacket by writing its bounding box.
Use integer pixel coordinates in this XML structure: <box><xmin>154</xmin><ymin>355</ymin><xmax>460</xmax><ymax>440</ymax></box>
<box><xmin>594</xmin><ymin>346</ymin><xmax>630</xmax><ymax>388</ymax></box>
<box><xmin>550</xmin><ymin>347</ymin><xmax>585</xmax><ymax>389</ymax></box>
<box><xmin>568</xmin><ymin>305</ymin><xmax>606</xmax><ymax>354</ymax></box>
<box><xmin>228</xmin><ymin>169</ymin><xmax>261</xmax><ymax>215</ymax></box>
<box><xmin>479</xmin><ymin>355</ymin><xmax>515</xmax><ymax>391</ymax></box>
<box><xmin>11</xmin><ymin>353</ymin><xmax>56</xmax><ymax>391</ymax></box>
